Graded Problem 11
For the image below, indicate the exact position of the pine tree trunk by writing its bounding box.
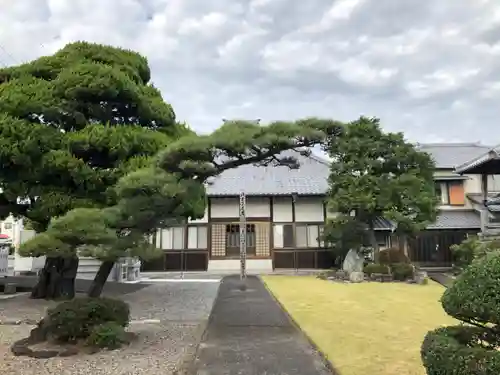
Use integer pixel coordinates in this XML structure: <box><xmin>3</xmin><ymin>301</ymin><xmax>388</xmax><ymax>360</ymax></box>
<box><xmin>31</xmin><ymin>257</ymin><xmax>78</xmax><ymax>300</ymax></box>
<box><xmin>87</xmin><ymin>260</ymin><xmax>115</xmax><ymax>298</ymax></box>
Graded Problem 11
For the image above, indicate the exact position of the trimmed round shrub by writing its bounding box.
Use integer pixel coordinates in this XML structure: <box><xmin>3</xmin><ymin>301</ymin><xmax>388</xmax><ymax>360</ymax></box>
<box><xmin>441</xmin><ymin>252</ymin><xmax>500</xmax><ymax>325</ymax></box>
<box><xmin>390</xmin><ymin>263</ymin><xmax>414</xmax><ymax>281</ymax></box>
<box><xmin>422</xmin><ymin>252</ymin><xmax>500</xmax><ymax>374</ymax></box>
<box><xmin>86</xmin><ymin>322</ymin><xmax>128</xmax><ymax>349</ymax></box>
<box><xmin>378</xmin><ymin>247</ymin><xmax>410</xmax><ymax>265</ymax></box>
<box><xmin>46</xmin><ymin>297</ymin><xmax>130</xmax><ymax>342</ymax></box>
<box><xmin>422</xmin><ymin>326</ymin><xmax>500</xmax><ymax>375</ymax></box>
<box><xmin>363</xmin><ymin>263</ymin><xmax>390</xmax><ymax>276</ymax></box>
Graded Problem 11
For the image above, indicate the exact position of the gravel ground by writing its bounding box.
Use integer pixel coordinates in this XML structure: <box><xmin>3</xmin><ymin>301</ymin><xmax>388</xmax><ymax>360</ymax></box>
<box><xmin>0</xmin><ymin>281</ymin><xmax>220</xmax><ymax>374</ymax></box>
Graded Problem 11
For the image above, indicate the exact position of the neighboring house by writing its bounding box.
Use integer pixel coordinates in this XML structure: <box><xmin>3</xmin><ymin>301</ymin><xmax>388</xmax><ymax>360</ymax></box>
<box><xmin>410</xmin><ymin>143</ymin><xmax>495</xmax><ymax>266</ymax></box>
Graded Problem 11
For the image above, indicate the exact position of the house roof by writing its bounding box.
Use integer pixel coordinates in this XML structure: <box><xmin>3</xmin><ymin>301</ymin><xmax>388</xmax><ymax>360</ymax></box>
<box><xmin>426</xmin><ymin>210</ymin><xmax>481</xmax><ymax>230</ymax></box>
<box><xmin>418</xmin><ymin>143</ymin><xmax>492</xmax><ymax>170</ymax></box>
<box><xmin>206</xmin><ymin>150</ymin><xmax>330</xmax><ymax>196</ymax></box>
<box><xmin>467</xmin><ymin>193</ymin><xmax>500</xmax><ymax>212</ymax></box>
<box><xmin>455</xmin><ymin>145</ymin><xmax>500</xmax><ymax>175</ymax></box>
<box><xmin>208</xmin><ymin>144</ymin><xmax>493</xmax><ymax>197</ymax></box>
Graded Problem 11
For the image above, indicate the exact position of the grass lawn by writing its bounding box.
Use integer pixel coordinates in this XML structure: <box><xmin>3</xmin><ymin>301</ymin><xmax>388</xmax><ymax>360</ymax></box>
<box><xmin>263</xmin><ymin>276</ymin><xmax>456</xmax><ymax>375</ymax></box>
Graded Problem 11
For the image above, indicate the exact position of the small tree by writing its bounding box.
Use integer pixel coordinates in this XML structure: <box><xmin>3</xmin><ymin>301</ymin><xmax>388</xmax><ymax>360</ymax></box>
<box><xmin>20</xmin><ymin>118</ymin><xmax>344</xmax><ymax>297</ymax></box>
<box><xmin>323</xmin><ymin>116</ymin><xmax>438</xmax><ymax>259</ymax></box>
<box><xmin>421</xmin><ymin>251</ymin><xmax>500</xmax><ymax>374</ymax></box>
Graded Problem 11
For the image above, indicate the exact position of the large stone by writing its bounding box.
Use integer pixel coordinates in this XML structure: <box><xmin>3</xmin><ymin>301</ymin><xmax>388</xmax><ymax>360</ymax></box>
<box><xmin>342</xmin><ymin>249</ymin><xmax>364</xmax><ymax>273</ymax></box>
<box><xmin>349</xmin><ymin>271</ymin><xmax>364</xmax><ymax>283</ymax></box>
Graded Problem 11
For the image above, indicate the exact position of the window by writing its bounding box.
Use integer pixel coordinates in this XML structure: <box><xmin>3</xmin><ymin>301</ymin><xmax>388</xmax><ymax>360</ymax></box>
<box><xmin>296</xmin><ymin>224</ymin><xmax>321</xmax><ymax>248</ymax></box>
<box><xmin>187</xmin><ymin>226</ymin><xmax>208</xmax><ymax>249</ymax></box>
<box><xmin>435</xmin><ymin>181</ymin><xmax>465</xmax><ymax>206</ymax></box>
<box><xmin>273</xmin><ymin>224</ymin><xmax>324</xmax><ymax>248</ymax></box>
<box><xmin>3</xmin><ymin>222</ymin><xmax>12</xmax><ymax>230</ymax></box>
<box><xmin>225</xmin><ymin>224</ymin><xmax>256</xmax><ymax>256</ymax></box>
<box><xmin>158</xmin><ymin>226</ymin><xmax>185</xmax><ymax>250</ymax></box>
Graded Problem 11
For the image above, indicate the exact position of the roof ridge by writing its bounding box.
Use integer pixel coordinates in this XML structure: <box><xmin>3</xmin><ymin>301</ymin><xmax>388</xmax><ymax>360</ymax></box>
<box><xmin>307</xmin><ymin>151</ymin><xmax>330</xmax><ymax>166</ymax></box>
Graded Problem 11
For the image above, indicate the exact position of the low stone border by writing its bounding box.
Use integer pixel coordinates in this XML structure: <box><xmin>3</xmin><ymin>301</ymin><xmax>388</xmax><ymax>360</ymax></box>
<box><xmin>0</xmin><ymin>318</ymin><xmax>39</xmax><ymax>325</ymax></box>
<box><xmin>0</xmin><ymin>318</ymin><xmax>166</xmax><ymax>326</ymax></box>
<box><xmin>11</xmin><ymin>337</ymin><xmax>79</xmax><ymax>358</ymax></box>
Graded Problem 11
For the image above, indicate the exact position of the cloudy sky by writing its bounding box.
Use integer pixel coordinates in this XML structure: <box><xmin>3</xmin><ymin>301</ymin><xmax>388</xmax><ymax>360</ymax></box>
<box><xmin>1</xmin><ymin>0</ymin><xmax>499</xmax><ymax>143</ymax></box>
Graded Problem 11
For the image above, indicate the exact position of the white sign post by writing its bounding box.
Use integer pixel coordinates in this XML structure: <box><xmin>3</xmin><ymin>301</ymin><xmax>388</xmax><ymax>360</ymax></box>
<box><xmin>239</xmin><ymin>192</ymin><xmax>247</xmax><ymax>283</ymax></box>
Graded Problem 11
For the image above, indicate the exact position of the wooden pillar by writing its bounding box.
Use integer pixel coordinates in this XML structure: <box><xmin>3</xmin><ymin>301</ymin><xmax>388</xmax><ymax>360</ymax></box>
<box><xmin>481</xmin><ymin>174</ymin><xmax>489</xmax><ymax>233</ymax></box>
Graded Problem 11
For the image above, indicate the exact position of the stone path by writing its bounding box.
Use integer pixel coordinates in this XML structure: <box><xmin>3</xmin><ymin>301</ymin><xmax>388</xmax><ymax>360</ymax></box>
<box><xmin>190</xmin><ymin>275</ymin><xmax>334</xmax><ymax>375</ymax></box>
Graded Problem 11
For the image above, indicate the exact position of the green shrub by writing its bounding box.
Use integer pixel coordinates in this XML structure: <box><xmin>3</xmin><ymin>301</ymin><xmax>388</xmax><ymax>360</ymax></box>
<box><xmin>421</xmin><ymin>326</ymin><xmax>500</xmax><ymax>375</ymax></box>
<box><xmin>390</xmin><ymin>263</ymin><xmax>414</xmax><ymax>281</ymax></box>
<box><xmin>86</xmin><ymin>322</ymin><xmax>128</xmax><ymax>349</ymax></box>
<box><xmin>46</xmin><ymin>297</ymin><xmax>130</xmax><ymax>342</ymax></box>
<box><xmin>421</xmin><ymin>252</ymin><xmax>500</xmax><ymax>374</ymax></box>
<box><xmin>451</xmin><ymin>237</ymin><xmax>500</xmax><ymax>273</ymax></box>
<box><xmin>441</xmin><ymin>252</ymin><xmax>500</xmax><ymax>326</ymax></box>
<box><xmin>363</xmin><ymin>263</ymin><xmax>390</xmax><ymax>276</ymax></box>
<box><xmin>378</xmin><ymin>247</ymin><xmax>410</xmax><ymax>265</ymax></box>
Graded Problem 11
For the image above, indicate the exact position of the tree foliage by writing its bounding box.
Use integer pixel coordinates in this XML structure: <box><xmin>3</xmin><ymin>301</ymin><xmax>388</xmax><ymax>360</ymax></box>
<box><xmin>0</xmin><ymin>41</ymin><xmax>192</xmax><ymax>299</ymax></box>
<box><xmin>0</xmin><ymin>41</ymin><xmax>188</xmax><ymax>232</ymax></box>
<box><xmin>323</xmin><ymin>116</ymin><xmax>438</xmax><ymax>256</ymax></box>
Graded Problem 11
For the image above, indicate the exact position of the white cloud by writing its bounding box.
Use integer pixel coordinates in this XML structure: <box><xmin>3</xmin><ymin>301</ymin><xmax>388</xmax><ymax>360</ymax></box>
<box><xmin>0</xmin><ymin>0</ymin><xmax>499</xmax><ymax>143</ymax></box>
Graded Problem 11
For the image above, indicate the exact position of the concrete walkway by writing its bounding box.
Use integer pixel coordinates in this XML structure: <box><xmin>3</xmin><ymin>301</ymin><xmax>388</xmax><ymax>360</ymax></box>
<box><xmin>189</xmin><ymin>275</ymin><xmax>334</xmax><ymax>375</ymax></box>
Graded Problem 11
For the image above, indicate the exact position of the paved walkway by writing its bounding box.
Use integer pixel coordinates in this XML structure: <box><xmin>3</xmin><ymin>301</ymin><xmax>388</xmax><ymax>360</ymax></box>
<box><xmin>190</xmin><ymin>275</ymin><xmax>334</xmax><ymax>375</ymax></box>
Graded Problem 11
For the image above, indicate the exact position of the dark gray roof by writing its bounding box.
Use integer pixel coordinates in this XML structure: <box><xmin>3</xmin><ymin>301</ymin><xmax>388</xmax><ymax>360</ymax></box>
<box><xmin>418</xmin><ymin>143</ymin><xmax>492</xmax><ymax>169</ymax></box>
<box><xmin>206</xmin><ymin>150</ymin><xmax>330</xmax><ymax>196</ymax></box>
<box><xmin>426</xmin><ymin>210</ymin><xmax>480</xmax><ymax>230</ymax></box>
<box><xmin>455</xmin><ymin>145</ymin><xmax>500</xmax><ymax>174</ymax></box>
<box><xmin>206</xmin><ymin>144</ymin><xmax>493</xmax><ymax>197</ymax></box>
<box><xmin>467</xmin><ymin>193</ymin><xmax>500</xmax><ymax>212</ymax></box>
<box><xmin>373</xmin><ymin>217</ymin><xmax>395</xmax><ymax>231</ymax></box>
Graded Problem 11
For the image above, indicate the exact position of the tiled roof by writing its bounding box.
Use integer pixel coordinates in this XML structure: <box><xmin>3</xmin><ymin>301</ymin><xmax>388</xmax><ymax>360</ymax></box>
<box><xmin>206</xmin><ymin>150</ymin><xmax>330</xmax><ymax>196</ymax></box>
<box><xmin>426</xmin><ymin>210</ymin><xmax>480</xmax><ymax>229</ymax></box>
<box><xmin>418</xmin><ymin>143</ymin><xmax>492</xmax><ymax>169</ymax></box>
<box><xmin>455</xmin><ymin>144</ymin><xmax>500</xmax><ymax>174</ymax></box>
<box><xmin>467</xmin><ymin>193</ymin><xmax>500</xmax><ymax>212</ymax></box>
<box><xmin>373</xmin><ymin>217</ymin><xmax>395</xmax><ymax>231</ymax></box>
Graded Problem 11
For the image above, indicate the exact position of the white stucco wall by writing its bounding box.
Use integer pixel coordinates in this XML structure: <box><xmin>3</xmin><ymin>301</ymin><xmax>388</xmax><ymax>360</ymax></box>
<box><xmin>210</xmin><ymin>197</ymin><xmax>272</xmax><ymax>218</ymax></box>
<box><xmin>295</xmin><ymin>197</ymin><xmax>325</xmax><ymax>222</ymax></box>
<box><xmin>272</xmin><ymin>197</ymin><xmax>293</xmax><ymax>222</ymax></box>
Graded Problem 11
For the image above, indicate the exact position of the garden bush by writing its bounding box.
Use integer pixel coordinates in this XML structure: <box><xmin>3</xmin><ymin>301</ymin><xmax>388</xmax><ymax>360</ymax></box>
<box><xmin>421</xmin><ymin>326</ymin><xmax>500</xmax><ymax>375</ymax></box>
<box><xmin>390</xmin><ymin>263</ymin><xmax>414</xmax><ymax>281</ymax></box>
<box><xmin>421</xmin><ymin>252</ymin><xmax>500</xmax><ymax>374</ymax></box>
<box><xmin>450</xmin><ymin>237</ymin><xmax>500</xmax><ymax>274</ymax></box>
<box><xmin>363</xmin><ymin>263</ymin><xmax>390</xmax><ymax>276</ymax></box>
<box><xmin>45</xmin><ymin>297</ymin><xmax>130</xmax><ymax>342</ymax></box>
<box><xmin>86</xmin><ymin>322</ymin><xmax>128</xmax><ymax>349</ymax></box>
<box><xmin>378</xmin><ymin>247</ymin><xmax>410</xmax><ymax>265</ymax></box>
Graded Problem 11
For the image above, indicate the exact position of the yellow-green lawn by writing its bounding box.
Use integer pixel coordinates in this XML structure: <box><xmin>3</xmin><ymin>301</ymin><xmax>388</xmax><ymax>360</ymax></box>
<box><xmin>263</xmin><ymin>276</ymin><xmax>456</xmax><ymax>375</ymax></box>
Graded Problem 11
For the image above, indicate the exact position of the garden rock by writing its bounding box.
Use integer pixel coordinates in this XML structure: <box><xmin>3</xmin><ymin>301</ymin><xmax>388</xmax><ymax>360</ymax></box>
<box><xmin>342</xmin><ymin>249</ymin><xmax>364</xmax><ymax>273</ymax></box>
<box><xmin>349</xmin><ymin>271</ymin><xmax>364</xmax><ymax>283</ymax></box>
